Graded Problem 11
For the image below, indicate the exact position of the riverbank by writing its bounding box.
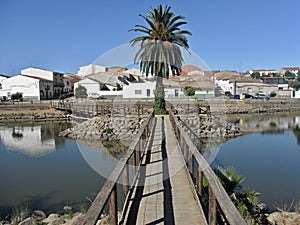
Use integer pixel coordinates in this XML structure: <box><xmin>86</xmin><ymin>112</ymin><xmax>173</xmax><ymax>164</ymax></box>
<box><xmin>2</xmin><ymin>203</ymin><xmax>299</xmax><ymax>225</ymax></box>
<box><xmin>0</xmin><ymin>109</ymin><xmax>70</xmax><ymax>123</ymax></box>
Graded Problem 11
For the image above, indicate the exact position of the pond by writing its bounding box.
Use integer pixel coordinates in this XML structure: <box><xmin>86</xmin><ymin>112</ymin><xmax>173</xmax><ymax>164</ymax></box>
<box><xmin>210</xmin><ymin>113</ymin><xmax>300</xmax><ymax>210</ymax></box>
<box><xmin>0</xmin><ymin>121</ymin><xmax>127</xmax><ymax>217</ymax></box>
<box><xmin>1</xmin><ymin>113</ymin><xmax>300</xmax><ymax>217</ymax></box>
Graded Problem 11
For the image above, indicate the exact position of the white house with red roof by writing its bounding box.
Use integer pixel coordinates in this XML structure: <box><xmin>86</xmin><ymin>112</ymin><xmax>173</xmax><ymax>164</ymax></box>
<box><xmin>280</xmin><ymin>67</ymin><xmax>300</xmax><ymax>76</ymax></box>
<box><xmin>247</xmin><ymin>69</ymin><xmax>277</xmax><ymax>76</ymax></box>
<box><xmin>0</xmin><ymin>75</ymin><xmax>53</xmax><ymax>100</ymax></box>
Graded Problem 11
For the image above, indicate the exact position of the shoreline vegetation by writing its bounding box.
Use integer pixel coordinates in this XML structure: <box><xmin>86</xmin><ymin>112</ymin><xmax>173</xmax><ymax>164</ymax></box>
<box><xmin>2</xmin><ymin>99</ymin><xmax>300</xmax><ymax>224</ymax></box>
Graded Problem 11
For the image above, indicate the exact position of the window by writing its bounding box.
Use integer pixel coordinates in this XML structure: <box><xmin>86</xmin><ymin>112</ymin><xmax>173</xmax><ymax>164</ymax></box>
<box><xmin>135</xmin><ymin>90</ymin><xmax>142</xmax><ymax>95</ymax></box>
<box><xmin>259</xmin><ymin>88</ymin><xmax>263</xmax><ymax>92</ymax></box>
<box><xmin>146</xmin><ymin>89</ymin><xmax>150</xmax><ymax>97</ymax></box>
<box><xmin>0</xmin><ymin>83</ymin><xmax>2</xmax><ymax>89</ymax></box>
<box><xmin>247</xmin><ymin>88</ymin><xmax>252</xmax><ymax>93</ymax></box>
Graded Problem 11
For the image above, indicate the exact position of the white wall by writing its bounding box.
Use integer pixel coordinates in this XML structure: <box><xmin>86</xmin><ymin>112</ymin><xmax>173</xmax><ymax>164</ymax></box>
<box><xmin>74</xmin><ymin>78</ymin><xmax>100</xmax><ymax>95</ymax></box>
<box><xmin>122</xmin><ymin>81</ymin><xmax>156</xmax><ymax>98</ymax></box>
<box><xmin>0</xmin><ymin>75</ymin><xmax>40</xmax><ymax>100</ymax></box>
<box><xmin>215</xmin><ymin>79</ymin><xmax>233</xmax><ymax>93</ymax></box>
<box><xmin>78</xmin><ymin>64</ymin><xmax>106</xmax><ymax>77</ymax></box>
<box><xmin>100</xmin><ymin>90</ymin><xmax>122</xmax><ymax>96</ymax></box>
<box><xmin>0</xmin><ymin>75</ymin><xmax>8</xmax><ymax>82</ymax></box>
<box><xmin>21</xmin><ymin>67</ymin><xmax>54</xmax><ymax>81</ymax></box>
<box><xmin>291</xmin><ymin>90</ymin><xmax>300</xmax><ymax>98</ymax></box>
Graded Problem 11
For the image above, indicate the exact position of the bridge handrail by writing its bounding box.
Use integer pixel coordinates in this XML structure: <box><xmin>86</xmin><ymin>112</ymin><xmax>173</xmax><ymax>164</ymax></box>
<box><xmin>79</xmin><ymin>109</ymin><xmax>155</xmax><ymax>225</ymax></box>
<box><xmin>169</xmin><ymin>110</ymin><xmax>247</xmax><ymax>225</ymax></box>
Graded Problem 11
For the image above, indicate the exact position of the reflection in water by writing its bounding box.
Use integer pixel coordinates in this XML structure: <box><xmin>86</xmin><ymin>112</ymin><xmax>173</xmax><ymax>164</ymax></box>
<box><xmin>211</xmin><ymin>113</ymin><xmax>300</xmax><ymax>210</ymax></box>
<box><xmin>0</xmin><ymin>122</ymin><xmax>70</xmax><ymax>157</ymax></box>
<box><xmin>227</xmin><ymin>113</ymin><xmax>300</xmax><ymax>137</ymax></box>
<box><xmin>0</xmin><ymin>121</ymin><xmax>128</xmax><ymax>218</ymax></box>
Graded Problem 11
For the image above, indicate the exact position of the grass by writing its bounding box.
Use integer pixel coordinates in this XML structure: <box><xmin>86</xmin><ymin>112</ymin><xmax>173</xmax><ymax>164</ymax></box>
<box><xmin>11</xmin><ymin>199</ymin><xmax>30</xmax><ymax>224</ymax></box>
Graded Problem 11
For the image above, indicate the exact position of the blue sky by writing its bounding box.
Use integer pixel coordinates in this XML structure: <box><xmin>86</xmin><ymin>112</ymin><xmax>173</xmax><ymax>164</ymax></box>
<box><xmin>0</xmin><ymin>0</ymin><xmax>299</xmax><ymax>75</ymax></box>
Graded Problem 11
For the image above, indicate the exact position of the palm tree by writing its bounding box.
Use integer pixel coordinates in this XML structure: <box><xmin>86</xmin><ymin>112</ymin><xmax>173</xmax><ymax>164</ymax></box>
<box><xmin>130</xmin><ymin>4</ymin><xmax>192</xmax><ymax>114</ymax></box>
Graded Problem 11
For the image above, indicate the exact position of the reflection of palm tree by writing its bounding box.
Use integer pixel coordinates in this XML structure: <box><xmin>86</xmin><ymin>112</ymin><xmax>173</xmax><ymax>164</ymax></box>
<box><xmin>12</xmin><ymin>127</ymin><xmax>23</xmax><ymax>140</ymax></box>
<box><xmin>130</xmin><ymin>4</ymin><xmax>191</xmax><ymax>114</ymax></box>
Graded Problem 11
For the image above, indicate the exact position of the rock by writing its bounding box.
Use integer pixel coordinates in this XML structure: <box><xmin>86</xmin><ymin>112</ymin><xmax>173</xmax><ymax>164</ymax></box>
<box><xmin>64</xmin><ymin>213</ymin><xmax>84</xmax><ymax>225</ymax></box>
<box><xmin>18</xmin><ymin>217</ymin><xmax>36</xmax><ymax>225</ymax></box>
<box><xmin>63</xmin><ymin>206</ymin><xmax>72</xmax><ymax>214</ymax></box>
<box><xmin>48</xmin><ymin>218</ymin><xmax>65</xmax><ymax>225</ymax></box>
<box><xmin>267</xmin><ymin>211</ymin><xmax>300</xmax><ymax>225</ymax></box>
<box><xmin>42</xmin><ymin>214</ymin><xmax>60</xmax><ymax>223</ymax></box>
<box><xmin>31</xmin><ymin>210</ymin><xmax>46</xmax><ymax>221</ymax></box>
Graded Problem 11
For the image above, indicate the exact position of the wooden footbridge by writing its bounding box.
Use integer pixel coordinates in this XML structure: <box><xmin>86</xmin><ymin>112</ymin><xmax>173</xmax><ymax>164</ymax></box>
<box><xmin>79</xmin><ymin>109</ymin><xmax>246</xmax><ymax>225</ymax></box>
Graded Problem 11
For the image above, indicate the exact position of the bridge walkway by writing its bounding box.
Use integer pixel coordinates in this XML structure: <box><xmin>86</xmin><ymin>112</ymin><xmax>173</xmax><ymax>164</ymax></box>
<box><xmin>122</xmin><ymin>116</ymin><xmax>207</xmax><ymax>225</ymax></box>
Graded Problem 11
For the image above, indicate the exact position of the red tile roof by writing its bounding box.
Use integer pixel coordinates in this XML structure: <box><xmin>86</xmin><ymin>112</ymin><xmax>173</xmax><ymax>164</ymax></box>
<box><xmin>281</xmin><ymin>67</ymin><xmax>300</xmax><ymax>70</ymax></box>
<box><xmin>21</xmin><ymin>74</ymin><xmax>52</xmax><ymax>82</ymax></box>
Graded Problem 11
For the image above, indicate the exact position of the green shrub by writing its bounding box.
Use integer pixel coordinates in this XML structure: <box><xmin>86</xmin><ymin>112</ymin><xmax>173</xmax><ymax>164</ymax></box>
<box><xmin>103</xmin><ymin>128</ymin><xmax>113</xmax><ymax>134</ymax></box>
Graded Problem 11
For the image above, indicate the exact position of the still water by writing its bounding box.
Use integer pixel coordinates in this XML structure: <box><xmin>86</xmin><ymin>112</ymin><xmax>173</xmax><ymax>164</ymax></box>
<box><xmin>211</xmin><ymin>113</ymin><xmax>300</xmax><ymax>210</ymax></box>
<box><xmin>0</xmin><ymin>122</ymin><xmax>126</xmax><ymax>217</ymax></box>
<box><xmin>1</xmin><ymin>114</ymin><xmax>300</xmax><ymax>217</ymax></box>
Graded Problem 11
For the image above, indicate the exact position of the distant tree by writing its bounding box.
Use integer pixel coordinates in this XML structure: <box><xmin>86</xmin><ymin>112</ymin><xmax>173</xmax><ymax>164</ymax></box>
<box><xmin>284</xmin><ymin>71</ymin><xmax>296</xmax><ymax>79</ymax></box>
<box><xmin>290</xmin><ymin>81</ymin><xmax>300</xmax><ymax>91</ymax></box>
<box><xmin>11</xmin><ymin>92</ymin><xmax>23</xmax><ymax>101</ymax></box>
<box><xmin>272</xmin><ymin>73</ymin><xmax>281</xmax><ymax>77</ymax></box>
<box><xmin>183</xmin><ymin>86</ymin><xmax>195</xmax><ymax>96</ymax></box>
<box><xmin>269</xmin><ymin>91</ymin><xmax>276</xmax><ymax>97</ymax></box>
<box><xmin>261</xmin><ymin>72</ymin><xmax>270</xmax><ymax>78</ymax></box>
<box><xmin>250</xmin><ymin>72</ymin><xmax>260</xmax><ymax>79</ymax></box>
<box><xmin>75</xmin><ymin>85</ymin><xmax>87</xmax><ymax>98</ymax></box>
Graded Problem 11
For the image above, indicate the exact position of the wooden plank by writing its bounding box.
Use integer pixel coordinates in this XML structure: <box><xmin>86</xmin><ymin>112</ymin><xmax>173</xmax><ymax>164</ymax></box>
<box><xmin>79</xmin><ymin>110</ymin><xmax>155</xmax><ymax>225</ymax></box>
<box><xmin>169</xmin><ymin>110</ymin><xmax>247</xmax><ymax>225</ymax></box>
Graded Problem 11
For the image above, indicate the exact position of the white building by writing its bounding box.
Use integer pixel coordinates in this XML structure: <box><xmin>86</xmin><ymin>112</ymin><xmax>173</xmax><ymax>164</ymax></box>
<box><xmin>0</xmin><ymin>74</ymin><xmax>9</xmax><ymax>90</ymax></box>
<box><xmin>123</xmin><ymin>81</ymin><xmax>156</xmax><ymax>98</ymax></box>
<box><xmin>280</xmin><ymin>67</ymin><xmax>300</xmax><ymax>76</ymax></box>
<box><xmin>78</xmin><ymin>64</ymin><xmax>107</xmax><ymax>77</ymax></box>
<box><xmin>74</xmin><ymin>78</ymin><xmax>101</xmax><ymax>96</ymax></box>
<box><xmin>21</xmin><ymin>67</ymin><xmax>65</xmax><ymax>98</ymax></box>
<box><xmin>0</xmin><ymin>75</ymin><xmax>53</xmax><ymax>100</ymax></box>
<box><xmin>247</xmin><ymin>69</ymin><xmax>277</xmax><ymax>76</ymax></box>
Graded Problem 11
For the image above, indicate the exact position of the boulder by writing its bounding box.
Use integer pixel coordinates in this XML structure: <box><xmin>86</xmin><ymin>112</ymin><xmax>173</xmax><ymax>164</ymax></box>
<box><xmin>18</xmin><ymin>217</ymin><xmax>36</xmax><ymax>225</ymax></box>
<box><xmin>42</xmin><ymin>214</ymin><xmax>60</xmax><ymax>223</ymax></box>
<box><xmin>267</xmin><ymin>211</ymin><xmax>300</xmax><ymax>225</ymax></box>
<box><xmin>31</xmin><ymin>210</ymin><xmax>46</xmax><ymax>221</ymax></box>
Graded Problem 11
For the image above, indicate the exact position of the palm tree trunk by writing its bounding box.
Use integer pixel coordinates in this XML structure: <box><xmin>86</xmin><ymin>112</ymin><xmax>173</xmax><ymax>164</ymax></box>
<box><xmin>154</xmin><ymin>76</ymin><xmax>167</xmax><ymax>114</ymax></box>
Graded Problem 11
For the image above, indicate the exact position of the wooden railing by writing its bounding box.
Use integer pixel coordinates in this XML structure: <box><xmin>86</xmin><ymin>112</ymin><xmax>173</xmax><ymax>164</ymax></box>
<box><xmin>51</xmin><ymin>100</ymin><xmax>154</xmax><ymax>118</ymax></box>
<box><xmin>169</xmin><ymin>110</ymin><xmax>247</xmax><ymax>225</ymax></box>
<box><xmin>79</xmin><ymin>110</ymin><xmax>155</xmax><ymax>225</ymax></box>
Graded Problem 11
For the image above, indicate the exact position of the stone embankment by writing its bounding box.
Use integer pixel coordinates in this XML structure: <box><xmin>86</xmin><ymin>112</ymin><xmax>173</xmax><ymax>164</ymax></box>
<box><xmin>59</xmin><ymin>115</ymin><xmax>147</xmax><ymax>141</ymax></box>
<box><xmin>0</xmin><ymin>207</ymin><xmax>118</xmax><ymax>225</ymax></box>
<box><xmin>178</xmin><ymin>115</ymin><xmax>242</xmax><ymax>140</ymax></box>
<box><xmin>0</xmin><ymin>112</ymin><xmax>70</xmax><ymax>122</ymax></box>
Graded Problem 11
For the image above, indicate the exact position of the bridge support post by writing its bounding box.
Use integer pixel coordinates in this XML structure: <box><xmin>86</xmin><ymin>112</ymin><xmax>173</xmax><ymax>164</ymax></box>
<box><xmin>110</xmin><ymin>184</ymin><xmax>118</xmax><ymax>225</ymax></box>
<box><xmin>197</xmin><ymin>166</ymin><xmax>203</xmax><ymax>195</ymax></box>
<box><xmin>209</xmin><ymin>186</ymin><xmax>217</xmax><ymax>225</ymax></box>
<box><xmin>123</xmin><ymin>164</ymin><xmax>129</xmax><ymax>202</ymax></box>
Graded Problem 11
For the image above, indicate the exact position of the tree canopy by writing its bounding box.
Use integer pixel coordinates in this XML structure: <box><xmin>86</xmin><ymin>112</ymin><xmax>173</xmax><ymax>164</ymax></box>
<box><xmin>75</xmin><ymin>85</ymin><xmax>87</xmax><ymax>99</ymax></box>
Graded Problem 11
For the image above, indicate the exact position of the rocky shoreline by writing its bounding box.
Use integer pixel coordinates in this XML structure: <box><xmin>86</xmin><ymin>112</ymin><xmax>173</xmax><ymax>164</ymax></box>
<box><xmin>59</xmin><ymin>115</ymin><xmax>148</xmax><ymax>141</ymax></box>
<box><xmin>0</xmin><ymin>206</ymin><xmax>118</xmax><ymax>225</ymax></box>
<box><xmin>0</xmin><ymin>112</ymin><xmax>70</xmax><ymax>123</ymax></box>
<box><xmin>2</xmin><ymin>207</ymin><xmax>299</xmax><ymax>225</ymax></box>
